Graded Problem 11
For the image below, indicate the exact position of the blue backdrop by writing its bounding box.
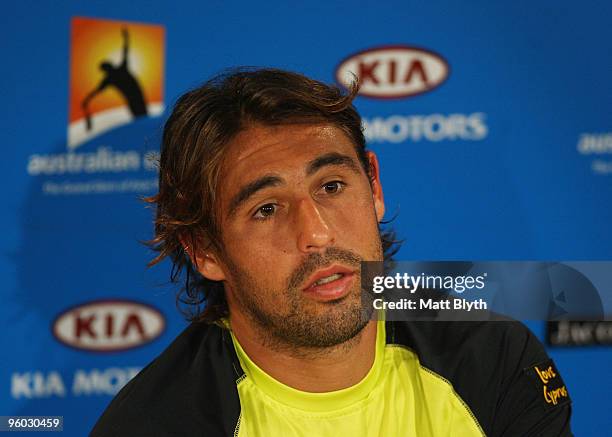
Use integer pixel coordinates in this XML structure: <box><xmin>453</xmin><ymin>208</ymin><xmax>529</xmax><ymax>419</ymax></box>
<box><xmin>2</xmin><ymin>1</ymin><xmax>611</xmax><ymax>435</ymax></box>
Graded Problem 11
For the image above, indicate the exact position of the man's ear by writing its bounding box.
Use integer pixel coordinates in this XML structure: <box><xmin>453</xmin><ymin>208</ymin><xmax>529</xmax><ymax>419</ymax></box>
<box><xmin>180</xmin><ymin>236</ymin><xmax>227</xmax><ymax>282</ymax></box>
<box><xmin>365</xmin><ymin>151</ymin><xmax>385</xmax><ymax>222</ymax></box>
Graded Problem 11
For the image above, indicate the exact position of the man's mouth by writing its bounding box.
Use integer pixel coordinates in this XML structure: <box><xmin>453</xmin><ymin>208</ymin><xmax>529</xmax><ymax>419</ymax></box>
<box><xmin>312</xmin><ymin>272</ymin><xmax>344</xmax><ymax>286</ymax></box>
<box><xmin>302</xmin><ymin>265</ymin><xmax>356</xmax><ymax>301</ymax></box>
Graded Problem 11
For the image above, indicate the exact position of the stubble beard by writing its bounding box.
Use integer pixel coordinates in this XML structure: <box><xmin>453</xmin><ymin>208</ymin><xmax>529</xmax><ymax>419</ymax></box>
<box><xmin>227</xmin><ymin>243</ymin><xmax>382</xmax><ymax>354</ymax></box>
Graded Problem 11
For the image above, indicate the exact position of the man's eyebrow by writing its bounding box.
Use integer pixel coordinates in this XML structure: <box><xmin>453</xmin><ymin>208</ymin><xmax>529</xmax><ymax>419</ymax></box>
<box><xmin>227</xmin><ymin>153</ymin><xmax>362</xmax><ymax>218</ymax></box>
<box><xmin>228</xmin><ymin>175</ymin><xmax>283</xmax><ymax>217</ymax></box>
<box><xmin>306</xmin><ymin>152</ymin><xmax>362</xmax><ymax>176</ymax></box>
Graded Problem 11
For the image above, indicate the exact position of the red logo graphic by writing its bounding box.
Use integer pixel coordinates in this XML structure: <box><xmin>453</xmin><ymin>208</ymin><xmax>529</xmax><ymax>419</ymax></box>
<box><xmin>68</xmin><ymin>17</ymin><xmax>165</xmax><ymax>149</ymax></box>
<box><xmin>336</xmin><ymin>45</ymin><xmax>449</xmax><ymax>99</ymax></box>
<box><xmin>52</xmin><ymin>299</ymin><xmax>165</xmax><ymax>352</ymax></box>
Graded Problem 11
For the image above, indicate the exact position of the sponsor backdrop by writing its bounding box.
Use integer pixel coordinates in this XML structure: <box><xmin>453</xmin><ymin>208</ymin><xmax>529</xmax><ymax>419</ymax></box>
<box><xmin>1</xmin><ymin>1</ymin><xmax>611</xmax><ymax>435</ymax></box>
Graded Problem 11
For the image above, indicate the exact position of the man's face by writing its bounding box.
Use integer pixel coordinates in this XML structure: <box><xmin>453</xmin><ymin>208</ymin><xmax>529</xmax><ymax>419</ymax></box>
<box><xmin>208</xmin><ymin>123</ymin><xmax>385</xmax><ymax>349</ymax></box>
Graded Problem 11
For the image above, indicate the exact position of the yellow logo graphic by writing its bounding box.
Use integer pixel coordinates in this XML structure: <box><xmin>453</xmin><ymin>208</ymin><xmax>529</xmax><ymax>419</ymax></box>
<box><xmin>534</xmin><ymin>365</ymin><xmax>556</xmax><ymax>384</ymax></box>
<box><xmin>543</xmin><ymin>385</ymin><xmax>568</xmax><ymax>405</ymax></box>
<box><xmin>68</xmin><ymin>17</ymin><xmax>165</xmax><ymax>149</ymax></box>
<box><xmin>534</xmin><ymin>364</ymin><xmax>568</xmax><ymax>406</ymax></box>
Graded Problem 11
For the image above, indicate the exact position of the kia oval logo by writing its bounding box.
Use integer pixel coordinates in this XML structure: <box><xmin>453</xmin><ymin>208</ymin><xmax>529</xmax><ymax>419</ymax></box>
<box><xmin>52</xmin><ymin>299</ymin><xmax>165</xmax><ymax>352</ymax></box>
<box><xmin>336</xmin><ymin>45</ymin><xmax>449</xmax><ymax>99</ymax></box>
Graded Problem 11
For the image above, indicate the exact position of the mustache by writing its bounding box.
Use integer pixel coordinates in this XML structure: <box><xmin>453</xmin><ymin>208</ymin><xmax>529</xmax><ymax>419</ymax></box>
<box><xmin>287</xmin><ymin>247</ymin><xmax>362</xmax><ymax>290</ymax></box>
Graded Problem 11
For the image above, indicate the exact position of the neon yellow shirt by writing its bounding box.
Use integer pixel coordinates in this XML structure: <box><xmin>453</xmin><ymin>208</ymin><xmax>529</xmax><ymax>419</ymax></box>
<box><xmin>230</xmin><ymin>321</ymin><xmax>484</xmax><ymax>437</ymax></box>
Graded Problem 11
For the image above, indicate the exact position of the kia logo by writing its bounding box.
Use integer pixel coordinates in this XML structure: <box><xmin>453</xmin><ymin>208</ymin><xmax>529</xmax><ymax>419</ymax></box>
<box><xmin>52</xmin><ymin>299</ymin><xmax>165</xmax><ymax>352</ymax></box>
<box><xmin>336</xmin><ymin>45</ymin><xmax>449</xmax><ymax>99</ymax></box>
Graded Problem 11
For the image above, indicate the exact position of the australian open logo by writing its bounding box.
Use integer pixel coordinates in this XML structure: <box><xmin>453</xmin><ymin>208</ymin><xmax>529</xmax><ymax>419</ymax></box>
<box><xmin>68</xmin><ymin>17</ymin><xmax>165</xmax><ymax>149</ymax></box>
<box><xmin>27</xmin><ymin>17</ymin><xmax>165</xmax><ymax>194</ymax></box>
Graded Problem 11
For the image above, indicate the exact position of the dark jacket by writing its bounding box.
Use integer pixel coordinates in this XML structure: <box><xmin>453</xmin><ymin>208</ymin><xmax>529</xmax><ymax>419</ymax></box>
<box><xmin>91</xmin><ymin>320</ymin><xmax>572</xmax><ymax>436</ymax></box>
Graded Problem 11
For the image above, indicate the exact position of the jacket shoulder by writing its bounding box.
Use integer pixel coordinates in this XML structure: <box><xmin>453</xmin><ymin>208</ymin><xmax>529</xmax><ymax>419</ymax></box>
<box><xmin>90</xmin><ymin>322</ymin><xmax>242</xmax><ymax>437</ymax></box>
<box><xmin>387</xmin><ymin>320</ymin><xmax>572</xmax><ymax>436</ymax></box>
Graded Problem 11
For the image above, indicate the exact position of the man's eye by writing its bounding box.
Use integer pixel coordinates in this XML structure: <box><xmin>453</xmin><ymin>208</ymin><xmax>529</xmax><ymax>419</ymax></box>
<box><xmin>253</xmin><ymin>203</ymin><xmax>276</xmax><ymax>220</ymax></box>
<box><xmin>321</xmin><ymin>181</ymin><xmax>345</xmax><ymax>194</ymax></box>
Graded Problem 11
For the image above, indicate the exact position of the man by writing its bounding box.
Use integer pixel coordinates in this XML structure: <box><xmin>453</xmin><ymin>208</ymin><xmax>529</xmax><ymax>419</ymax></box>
<box><xmin>91</xmin><ymin>68</ymin><xmax>572</xmax><ymax>436</ymax></box>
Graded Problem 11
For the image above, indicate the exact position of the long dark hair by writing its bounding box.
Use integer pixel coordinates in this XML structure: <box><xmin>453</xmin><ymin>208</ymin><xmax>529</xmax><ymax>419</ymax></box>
<box><xmin>146</xmin><ymin>67</ymin><xmax>400</xmax><ymax>322</ymax></box>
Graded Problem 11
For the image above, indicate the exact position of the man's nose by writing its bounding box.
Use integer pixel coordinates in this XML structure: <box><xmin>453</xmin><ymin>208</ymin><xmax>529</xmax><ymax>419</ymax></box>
<box><xmin>295</xmin><ymin>198</ymin><xmax>335</xmax><ymax>253</ymax></box>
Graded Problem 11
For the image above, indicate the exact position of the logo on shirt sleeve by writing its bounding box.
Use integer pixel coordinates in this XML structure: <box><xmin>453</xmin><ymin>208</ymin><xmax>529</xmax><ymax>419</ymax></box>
<box><xmin>525</xmin><ymin>359</ymin><xmax>571</xmax><ymax>409</ymax></box>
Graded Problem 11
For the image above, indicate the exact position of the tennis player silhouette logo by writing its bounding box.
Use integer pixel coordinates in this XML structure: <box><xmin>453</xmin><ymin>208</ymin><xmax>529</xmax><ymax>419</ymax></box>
<box><xmin>81</xmin><ymin>28</ymin><xmax>148</xmax><ymax>131</ymax></box>
<box><xmin>67</xmin><ymin>17</ymin><xmax>164</xmax><ymax>149</ymax></box>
